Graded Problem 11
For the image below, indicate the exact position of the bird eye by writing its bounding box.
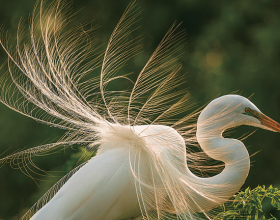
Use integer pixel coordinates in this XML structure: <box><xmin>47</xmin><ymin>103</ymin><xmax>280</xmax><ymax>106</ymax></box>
<box><xmin>245</xmin><ymin>108</ymin><xmax>250</xmax><ymax>113</ymax></box>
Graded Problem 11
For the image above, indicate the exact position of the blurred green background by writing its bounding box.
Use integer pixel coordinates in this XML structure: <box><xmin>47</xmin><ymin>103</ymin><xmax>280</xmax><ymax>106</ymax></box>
<box><xmin>0</xmin><ymin>0</ymin><xmax>280</xmax><ymax>219</ymax></box>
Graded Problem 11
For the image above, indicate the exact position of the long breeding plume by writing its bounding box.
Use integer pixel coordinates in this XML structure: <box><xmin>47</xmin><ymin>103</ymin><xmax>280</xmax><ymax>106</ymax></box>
<box><xmin>1</xmin><ymin>0</ymin><xmax>280</xmax><ymax>219</ymax></box>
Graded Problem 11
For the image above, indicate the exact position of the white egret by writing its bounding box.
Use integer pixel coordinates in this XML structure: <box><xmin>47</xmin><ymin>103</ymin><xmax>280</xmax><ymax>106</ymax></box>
<box><xmin>0</xmin><ymin>1</ymin><xmax>279</xmax><ymax>220</ymax></box>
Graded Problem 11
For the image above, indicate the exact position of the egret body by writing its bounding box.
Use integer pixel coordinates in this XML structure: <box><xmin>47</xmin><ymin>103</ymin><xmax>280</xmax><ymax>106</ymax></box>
<box><xmin>0</xmin><ymin>1</ymin><xmax>279</xmax><ymax>220</ymax></box>
<box><xmin>29</xmin><ymin>95</ymin><xmax>280</xmax><ymax>220</ymax></box>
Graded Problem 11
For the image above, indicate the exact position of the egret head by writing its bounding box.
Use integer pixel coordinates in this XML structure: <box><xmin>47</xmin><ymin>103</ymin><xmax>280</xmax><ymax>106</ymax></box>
<box><xmin>198</xmin><ymin>94</ymin><xmax>280</xmax><ymax>135</ymax></box>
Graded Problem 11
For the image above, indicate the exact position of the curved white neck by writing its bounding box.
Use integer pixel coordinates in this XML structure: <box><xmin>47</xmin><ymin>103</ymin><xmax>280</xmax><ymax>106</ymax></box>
<box><xmin>186</xmin><ymin>116</ymin><xmax>250</xmax><ymax>211</ymax></box>
<box><xmin>196</xmin><ymin>130</ymin><xmax>250</xmax><ymax>187</ymax></box>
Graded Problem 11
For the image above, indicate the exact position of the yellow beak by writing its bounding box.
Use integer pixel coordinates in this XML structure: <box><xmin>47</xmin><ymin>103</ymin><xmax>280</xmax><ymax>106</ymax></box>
<box><xmin>253</xmin><ymin>110</ymin><xmax>280</xmax><ymax>132</ymax></box>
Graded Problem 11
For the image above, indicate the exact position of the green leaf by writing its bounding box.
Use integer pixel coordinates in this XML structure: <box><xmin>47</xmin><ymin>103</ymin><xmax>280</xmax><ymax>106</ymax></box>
<box><xmin>213</xmin><ymin>185</ymin><xmax>280</xmax><ymax>220</ymax></box>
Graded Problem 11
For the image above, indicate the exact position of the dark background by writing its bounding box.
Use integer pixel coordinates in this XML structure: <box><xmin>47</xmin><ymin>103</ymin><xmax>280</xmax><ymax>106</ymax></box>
<box><xmin>0</xmin><ymin>0</ymin><xmax>280</xmax><ymax>219</ymax></box>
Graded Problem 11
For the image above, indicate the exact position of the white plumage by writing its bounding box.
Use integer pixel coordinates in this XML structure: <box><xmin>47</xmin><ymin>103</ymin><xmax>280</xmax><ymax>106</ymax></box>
<box><xmin>0</xmin><ymin>1</ymin><xmax>279</xmax><ymax>220</ymax></box>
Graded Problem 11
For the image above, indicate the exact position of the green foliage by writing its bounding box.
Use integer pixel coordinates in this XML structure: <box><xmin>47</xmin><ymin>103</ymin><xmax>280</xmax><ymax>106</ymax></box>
<box><xmin>214</xmin><ymin>186</ymin><xmax>280</xmax><ymax>219</ymax></box>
